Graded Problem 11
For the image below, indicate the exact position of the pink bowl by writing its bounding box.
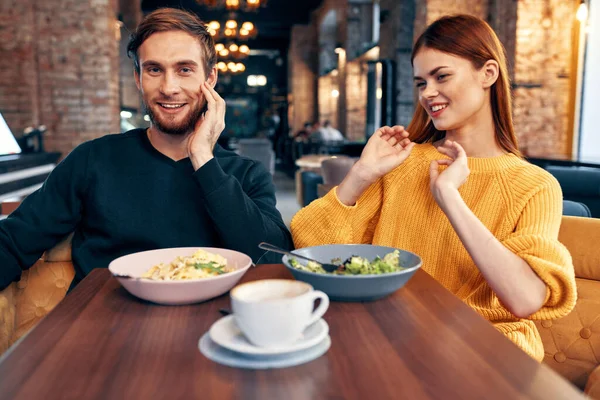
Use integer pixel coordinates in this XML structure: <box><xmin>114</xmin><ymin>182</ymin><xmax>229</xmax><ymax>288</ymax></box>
<box><xmin>108</xmin><ymin>247</ymin><xmax>253</xmax><ymax>305</ymax></box>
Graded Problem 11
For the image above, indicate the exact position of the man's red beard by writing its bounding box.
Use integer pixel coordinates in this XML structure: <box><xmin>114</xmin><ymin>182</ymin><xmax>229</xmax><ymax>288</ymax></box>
<box><xmin>144</xmin><ymin>99</ymin><xmax>207</xmax><ymax>136</ymax></box>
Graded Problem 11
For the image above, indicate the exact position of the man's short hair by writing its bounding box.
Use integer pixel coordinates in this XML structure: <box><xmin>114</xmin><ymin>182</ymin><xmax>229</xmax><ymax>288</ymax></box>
<box><xmin>127</xmin><ymin>8</ymin><xmax>217</xmax><ymax>77</ymax></box>
<box><xmin>323</xmin><ymin>120</ymin><xmax>331</xmax><ymax>127</ymax></box>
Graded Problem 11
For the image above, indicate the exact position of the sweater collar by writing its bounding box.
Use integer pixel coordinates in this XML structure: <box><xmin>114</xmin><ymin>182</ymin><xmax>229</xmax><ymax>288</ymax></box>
<box><xmin>137</xmin><ymin>128</ymin><xmax>226</xmax><ymax>163</ymax></box>
<box><xmin>419</xmin><ymin>143</ymin><xmax>523</xmax><ymax>172</ymax></box>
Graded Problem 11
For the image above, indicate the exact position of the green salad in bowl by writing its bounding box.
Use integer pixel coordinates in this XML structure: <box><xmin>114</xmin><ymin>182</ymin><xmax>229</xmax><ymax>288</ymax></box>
<box><xmin>282</xmin><ymin>245</ymin><xmax>422</xmax><ymax>301</ymax></box>
<box><xmin>289</xmin><ymin>250</ymin><xmax>404</xmax><ymax>275</ymax></box>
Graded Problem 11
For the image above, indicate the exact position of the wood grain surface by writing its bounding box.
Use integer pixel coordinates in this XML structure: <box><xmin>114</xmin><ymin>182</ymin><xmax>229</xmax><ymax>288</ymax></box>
<box><xmin>0</xmin><ymin>265</ymin><xmax>585</xmax><ymax>400</ymax></box>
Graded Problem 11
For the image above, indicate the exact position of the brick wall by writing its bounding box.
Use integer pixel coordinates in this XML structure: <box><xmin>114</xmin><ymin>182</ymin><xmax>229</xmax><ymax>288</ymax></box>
<box><xmin>315</xmin><ymin>0</ymin><xmax>348</xmax><ymax>76</ymax></box>
<box><xmin>343</xmin><ymin>1</ymin><xmax>377</xmax><ymax>138</ymax></box>
<box><xmin>314</xmin><ymin>0</ymin><xmax>349</xmax><ymax>133</ymax></box>
<box><xmin>0</xmin><ymin>0</ymin><xmax>121</xmax><ymax>157</ymax></box>
<box><xmin>488</xmin><ymin>0</ymin><xmax>518</xmax><ymax>79</ymax></box>
<box><xmin>318</xmin><ymin>73</ymin><xmax>338</xmax><ymax>129</ymax></box>
<box><xmin>0</xmin><ymin>1</ymin><xmax>38</xmax><ymax>135</ymax></box>
<box><xmin>120</xmin><ymin>26</ymin><xmax>141</xmax><ymax>113</ymax></box>
<box><xmin>346</xmin><ymin>1</ymin><xmax>376</xmax><ymax>60</ymax></box>
<box><xmin>288</xmin><ymin>25</ymin><xmax>318</xmax><ymax>132</ymax></box>
<box><xmin>318</xmin><ymin>9</ymin><xmax>340</xmax><ymax>77</ymax></box>
<box><xmin>380</xmin><ymin>0</ymin><xmax>416</xmax><ymax>126</ymax></box>
<box><xmin>513</xmin><ymin>0</ymin><xmax>578</xmax><ymax>158</ymax></box>
<box><xmin>345</xmin><ymin>58</ymin><xmax>368</xmax><ymax>140</ymax></box>
<box><xmin>425</xmin><ymin>0</ymin><xmax>488</xmax><ymax>25</ymax></box>
<box><xmin>119</xmin><ymin>0</ymin><xmax>142</xmax><ymax>114</ymax></box>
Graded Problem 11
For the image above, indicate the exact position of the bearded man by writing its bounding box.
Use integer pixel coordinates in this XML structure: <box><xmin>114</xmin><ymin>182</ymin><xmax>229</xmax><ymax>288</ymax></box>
<box><xmin>0</xmin><ymin>8</ymin><xmax>292</xmax><ymax>290</ymax></box>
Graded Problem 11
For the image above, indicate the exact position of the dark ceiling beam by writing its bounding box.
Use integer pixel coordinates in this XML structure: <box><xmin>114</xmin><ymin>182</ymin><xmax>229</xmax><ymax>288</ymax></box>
<box><xmin>141</xmin><ymin>0</ymin><xmax>320</xmax><ymax>26</ymax></box>
<box><xmin>139</xmin><ymin>0</ymin><xmax>322</xmax><ymax>50</ymax></box>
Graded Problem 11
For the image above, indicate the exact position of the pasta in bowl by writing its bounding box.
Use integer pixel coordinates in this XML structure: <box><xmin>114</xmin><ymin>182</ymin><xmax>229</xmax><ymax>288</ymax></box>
<box><xmin>109</xmin><ymin>247</ymin><xmax>252</xmax><ymax>305</ymax></box>
<box><xmin>142</xmin><ymin>249</ymin><xmax>231</xmax><ymax>281</ymax></box>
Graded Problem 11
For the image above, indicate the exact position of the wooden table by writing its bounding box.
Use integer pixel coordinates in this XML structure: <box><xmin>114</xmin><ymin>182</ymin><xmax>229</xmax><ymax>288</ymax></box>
<box><xmin>294</xmin><ymin>154</ymin><xmax>335</xmax><ymax>169</ymax></box>
<box><xmin>0</xmin><ymin>266</ymin><xmax>585</xmax><ymax>400</ymax></box>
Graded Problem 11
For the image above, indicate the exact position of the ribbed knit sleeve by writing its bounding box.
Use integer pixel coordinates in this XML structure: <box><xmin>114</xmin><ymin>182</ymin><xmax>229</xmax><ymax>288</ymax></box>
<box><xmin>500</xmin><ymin>176</ymin><xmax>577</xmax><ymax>320</ymax></box>
<box><xmin>291</xmin><ymin>179</ymin><xmax>384</xmax><ymax>248</ymax></box>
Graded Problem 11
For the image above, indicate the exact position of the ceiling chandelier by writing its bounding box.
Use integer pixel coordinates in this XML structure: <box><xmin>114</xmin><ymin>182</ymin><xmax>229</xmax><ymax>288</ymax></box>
<box><xmin>216</xmin><ymin>61</ymin><xmax>246</xmax><ymax>74</ymax></box>
<box><xmin>214</xmin><ymin>43</ymin><xmax>249</xmax><ymax>74</ymax></box>
<box><xmin>207</xmin><ymin>19</ymin><xmax>257</xmax><ymax>40</ymax></box>
<box><xmin>197</xmin><ymin>0</ymin><xmax>265</xmax><ymax>12</ymax></box>
<box><xmin>215</xmin><ymin>43</ymin><xmax>250</xmax><ymax>59</ymax></box>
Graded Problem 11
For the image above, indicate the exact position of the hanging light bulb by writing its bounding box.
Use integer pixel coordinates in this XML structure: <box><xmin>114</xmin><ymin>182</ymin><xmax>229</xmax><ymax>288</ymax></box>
<box><xmin>229</xmin><ymin>43</ymin><xmax>239</xmax><ymax>52</ymax></box>
<box><xmin>208</xmin><ymin>21</ymin><xmax>220</xmax><ymax>30</ymax></box>
<box><xmin>246</xmin><ymin>0</ymin><xmax>260</xmax><ymax>10</ymax></box>
<box><xmin>215</xmin><ymin>43</ymin><xmax>225</xmax><ymax>52</ymax></box>
<box><xmin>241</xmin><ymin>22</ymin><xmax>254</xmax><ymax>32</ymax></box>
<box><xmin>197</xmin><ymin>0</ymin><xmax>265</xmax><ymax>13</ymax></box>
<box><xmin>225</xmin><ymin>20</ymin><xmax>237</xmax><ymax>29</ymax></box>
<box><xmin>219</xmin><ymin>48</ymin><xmax>230</xmax><ymax>57</ymax></box>
<box><xmin>226</xmin><ymin>0</ymin><xmax>240</xmax><ymax>9</ymax></box>
<box><xmin>239</xmin><ymin>45</ymin><xmax>249</xmax><ymax>54</ymax></box>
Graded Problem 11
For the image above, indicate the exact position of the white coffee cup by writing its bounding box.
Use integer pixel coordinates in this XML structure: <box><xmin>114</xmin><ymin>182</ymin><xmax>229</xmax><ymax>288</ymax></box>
<box><xmin>230</xmin><ymin>279</ymin><xmax>329</xmax><ymax>348</ymax></box>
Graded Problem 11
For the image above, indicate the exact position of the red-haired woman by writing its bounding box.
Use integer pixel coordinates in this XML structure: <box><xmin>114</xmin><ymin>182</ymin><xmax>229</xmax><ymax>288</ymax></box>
<box><xmin>291</xmin><ymin>14</ymin><xmax>576</xmax><ymax>361</ymax></box>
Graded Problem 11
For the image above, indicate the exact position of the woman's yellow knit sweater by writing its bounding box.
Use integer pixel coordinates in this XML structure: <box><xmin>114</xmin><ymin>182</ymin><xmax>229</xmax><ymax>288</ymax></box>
<box><xmin>291</xmin><ymin>143</ymin><xmax>577</xmax><ymax>361</ymax></box>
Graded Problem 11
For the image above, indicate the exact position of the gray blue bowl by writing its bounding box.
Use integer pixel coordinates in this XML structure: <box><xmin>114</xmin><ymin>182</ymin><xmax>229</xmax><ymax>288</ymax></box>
<box><xmin>282</xmin><ymin>244</ymin><xmax>422</xmax><ymax>302</ymax></box>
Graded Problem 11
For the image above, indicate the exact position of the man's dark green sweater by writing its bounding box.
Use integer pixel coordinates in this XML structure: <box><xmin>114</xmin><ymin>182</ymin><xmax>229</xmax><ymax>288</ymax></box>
<box><xmin>0</xmin><ymin>129</ymin><xmax>293</xmax><ymax>289</ymax></box>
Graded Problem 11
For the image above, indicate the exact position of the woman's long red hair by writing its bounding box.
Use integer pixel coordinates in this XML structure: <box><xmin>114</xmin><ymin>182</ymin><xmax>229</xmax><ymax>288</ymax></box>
<box><xmin>406</xmin><ymin>15</ymin><xmax>521</xmax><ymax>157</ymax></box>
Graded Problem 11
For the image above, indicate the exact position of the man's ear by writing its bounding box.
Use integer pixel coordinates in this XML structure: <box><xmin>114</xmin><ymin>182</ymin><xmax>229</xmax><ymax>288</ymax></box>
<box><xmin>206</xmin><ymin>67</ymin><xmax>218</xmax><ymax>88</ymax></box>
<box><xmin>134</xmin><ymin>69</ymin><xmax>141</xmax><ymax>91</ymax></box>
<box><xmin>481</xmin><ymin>60</ymin><xmax>499</xmax><ymax>89</ymax></box>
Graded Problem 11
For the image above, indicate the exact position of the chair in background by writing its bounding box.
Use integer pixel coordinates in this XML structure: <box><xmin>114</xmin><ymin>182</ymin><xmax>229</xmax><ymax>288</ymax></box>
<box><xmin>535</xmin><ymin>216</ymin><xmax>600</xmax><ymax>398</ymax></box>
<box><xmin>236</xmin><ymin>138</ymin><xmax>275</xmax><ymax>175</ymax></box>
<box><xmin>547</xmin><ymin>166</ymin><xmax>600</xmax><ymax>218</ymax></box>
<box><xmin>563</xmin><ymin>200</ymin><xmax>592</xmax><ymax>218</ymax></box>
<box><xmin>300</xmin><ymin>171</ymin><xmax>323</xmax><ymax>207</ymax></box>
<box><xmin>321</xmin><ymin>157</ymin><xmax>356</xmax><ymax>185</ymax></box>
<box><xmin>317</xmin><ymin>156</ymin><xmax>356</xmax><ymax>198</ymax></box>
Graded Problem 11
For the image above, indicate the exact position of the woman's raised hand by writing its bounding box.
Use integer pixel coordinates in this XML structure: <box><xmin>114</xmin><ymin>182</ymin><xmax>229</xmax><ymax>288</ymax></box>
<box><xmin>335</xmin><ymin>126</ymin><xmax>415</xmax><ymax>206</ymax></box>
<box><xmin>354</xmin><ymin>126</ymin><xmax>416</xmax><ymax>184</ymax></box>
<box><xmin>429</xmin><ymin>140</ymin><xmax>470</xmax><ymax>205</ymax></box>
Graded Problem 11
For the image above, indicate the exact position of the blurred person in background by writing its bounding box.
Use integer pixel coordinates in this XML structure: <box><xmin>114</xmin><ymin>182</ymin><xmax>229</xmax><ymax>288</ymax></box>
<box><xmin>320</xmin><ymin>120</ymin><xmax>344</xmax><ymax>141</ymax></box>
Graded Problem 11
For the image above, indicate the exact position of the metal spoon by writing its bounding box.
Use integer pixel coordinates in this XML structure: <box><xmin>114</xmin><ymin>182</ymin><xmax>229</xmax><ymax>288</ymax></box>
<box><xmin>258</xmin><ymin>242</ymin><xmax>339</xmax><ymax>273</ymax></box>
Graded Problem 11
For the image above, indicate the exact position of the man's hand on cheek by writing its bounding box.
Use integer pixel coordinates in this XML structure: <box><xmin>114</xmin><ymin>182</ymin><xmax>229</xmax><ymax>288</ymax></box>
<box><xmin>187</xmin><ymin>82</ymin><xmax>226</xmax><ymax>170</ymax></box>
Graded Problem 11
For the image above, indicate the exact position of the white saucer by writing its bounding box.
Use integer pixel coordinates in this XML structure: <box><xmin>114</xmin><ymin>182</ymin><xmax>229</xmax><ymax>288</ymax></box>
<box><xmin>199</xmin><ymin>333</ymin><xmax>331</xmax><ymax>370</ymax></box>
<box><xmin>209</xmin><ymin>315</ymin><xmax>329</xmax><ymax>355</ymax></box>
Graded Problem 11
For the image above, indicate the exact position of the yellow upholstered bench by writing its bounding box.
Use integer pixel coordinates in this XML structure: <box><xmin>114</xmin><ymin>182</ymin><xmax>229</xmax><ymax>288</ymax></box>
<box><xmin>536</xmin><ymin>216</ymin><xmax>600</xmax><ymax>398</ymax></box>
<box><xmin>0</xmin><ymin>234</ymin><xmax>74</xmax><ymax>354</ymax></box>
